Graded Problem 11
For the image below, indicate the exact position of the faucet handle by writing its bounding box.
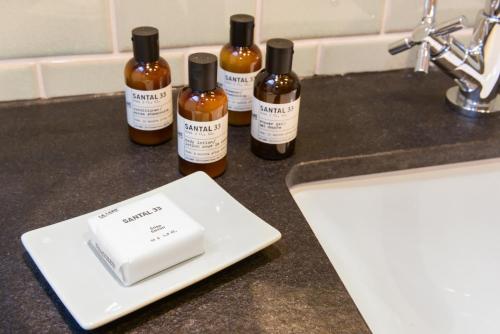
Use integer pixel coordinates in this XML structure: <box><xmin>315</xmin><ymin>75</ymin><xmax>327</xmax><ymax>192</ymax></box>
<box><xmin>387</xmin><ymin>24</ymin><xmax>431</xmax><ymax>56</ymax></box>
<box><xmin>388</xmin><ymin>15</ymin><xmax>467</xmax><ymax>71</ymax></box>
<box><xmin>433</xmin><ymin>16</ymin><xmax>467</xmax><ymax>36</ymax></box>
<box><xmin>414</xmin><ymin>42</ymin><xmax>431</xmax><ymax>73</ymax></box>
<box><xmin>388</xmin><ymin>38</ymin><xmax>414</xmax><ymax>55</ymax></box>
<box><xmin>414</xmin><ymin>0</ymin><xmax>435</xmax><ymax>73</ymax></box>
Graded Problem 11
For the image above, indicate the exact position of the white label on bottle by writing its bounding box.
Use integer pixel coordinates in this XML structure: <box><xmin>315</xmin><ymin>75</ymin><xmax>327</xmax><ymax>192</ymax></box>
<box><xmin>177</xmin><ymin>113</ymin><xmax>228</xmax><ymax>164</ymax></box>
<box><xmin>217</xmin><ymin>68</ymin><xmax>260</xmax><ymax>112</ymax></box>
<box><xmin>125</xmin><ymin>85</ymin><xmax>173</xmax><ymax>131</ymax></box>
<box><xmin>251</xmin><ymin>97</ymin><xmax>301</xmax><ymax>144</ymax></box>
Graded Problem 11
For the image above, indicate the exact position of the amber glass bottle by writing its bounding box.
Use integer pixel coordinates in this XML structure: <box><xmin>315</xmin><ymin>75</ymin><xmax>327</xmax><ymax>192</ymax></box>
<box><xmin>219</xmin><ymin>14</ymin><xmax>262</xmax><ymax>126</ymax></box>
<box><xmin>251</xmin><ymin>39</ymin><xmax>301</xmax><ymax>160</ymax></box>
<box><xmin>177</xmin><ymin>53</ymin><xmax>228</xmax><ymax>178</ymax></box>
<box><xmin>124</xmin><ymin>26</ymin><xmax>173</xmax><ymax>145</ymax></box>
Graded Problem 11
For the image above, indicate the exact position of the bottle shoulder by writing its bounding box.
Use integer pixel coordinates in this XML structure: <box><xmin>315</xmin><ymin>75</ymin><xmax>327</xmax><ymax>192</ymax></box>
<box><xmin>125</xmin><ymin>57</ymin><xmax>171</xmax><ymax>87</ymax></box>
<box><xmin>219</xmin><ymin>44</ymin><xmax>262</xmax><ymax>73</ymax></box>
<box><xmin>254</xmin><ymin>71</ymin><xmax>301</xmax><ymax>92</ymax></box>
<box><xmin>178</xmin><ymin>87</ymin><xmax>228</xmax><ymax>107</ymax></box>
<box><xmin>220</xmin><ymin>43</ymin><xmax>262</xmax><ymax>55</ymax></box>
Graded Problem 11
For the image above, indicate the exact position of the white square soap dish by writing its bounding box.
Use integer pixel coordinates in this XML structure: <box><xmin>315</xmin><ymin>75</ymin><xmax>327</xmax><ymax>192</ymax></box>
<box><xmin>21</xmin><ymin>172</ymin><xmax>281</xmax><ymax>330</ymax></box>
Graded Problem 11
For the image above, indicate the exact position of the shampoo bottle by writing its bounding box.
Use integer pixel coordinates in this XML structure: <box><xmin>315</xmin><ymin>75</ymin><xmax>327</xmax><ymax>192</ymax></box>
<box><xmin>251</xmin><ymin>39</ymin><xmax>301</xmax><ymax>159</ymax></box>
<box><xmin>177</xmin><ymin>53</ymin><xmax>228</xmax><ymax>178</ymax></box>
<box><xmin>219</xmin><ymin>14</ymin><xmax>262</xmax><ymax>126</ymax></box>
<box><xmin>124</xmin><ymin>26</ymin><xmax>173</xmax><ymax>145</ymax></box>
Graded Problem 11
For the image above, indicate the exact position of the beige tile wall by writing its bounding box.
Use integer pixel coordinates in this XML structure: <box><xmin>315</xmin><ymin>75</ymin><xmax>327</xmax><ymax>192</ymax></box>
<box><xmin>0</xmin><ymin>0</ymin><xmax>483</xmax><ymax>101</ymax></box>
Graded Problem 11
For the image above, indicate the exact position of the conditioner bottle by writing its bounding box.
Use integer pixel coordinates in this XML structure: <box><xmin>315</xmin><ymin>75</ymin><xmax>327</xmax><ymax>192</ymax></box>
<box><xmin>177</xmin><ymin>53</ymin><xmax>228</xmax><ymax>178</ymax></box>
<box><xmin>218</xmin><ymin>14</ymin><xmax>262</xmax><ymax>126</ymax></box>
<box><xmin>124</xmin><ymin>26</ymin><xmax>173</xmax><ymax>145</ymax></box>
<box><xmin>251</xmin><ymin>39</ymin><xmax>301</xmax><ymax>159</ymax></box>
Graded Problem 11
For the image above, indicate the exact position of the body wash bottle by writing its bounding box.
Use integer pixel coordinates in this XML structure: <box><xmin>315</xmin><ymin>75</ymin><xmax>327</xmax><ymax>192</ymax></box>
<box><xmin>251</xmin><ymin>39</ymin><xmax>301</xmax><ymax>159</ymax></box>
<box><xmin>219</xmin><ymin>14</ymin><xmax>262</xmax><ymax>126</ymax></box>
<box><xmin>177</xmin><ymin>53</ymin><xmax>228</xmax><ymax>178</ymax></box>
<box><xmin>124</xmin><ymin>26</ymin><xmax>173</xmax><ymax>145</ymax></box>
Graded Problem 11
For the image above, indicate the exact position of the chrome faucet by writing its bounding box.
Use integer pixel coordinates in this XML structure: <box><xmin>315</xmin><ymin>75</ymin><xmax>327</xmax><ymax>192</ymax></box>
<box><xmin>388</xmin><ymin>0</ymin><xmax>500</xmax><ymax>116</ymax></box>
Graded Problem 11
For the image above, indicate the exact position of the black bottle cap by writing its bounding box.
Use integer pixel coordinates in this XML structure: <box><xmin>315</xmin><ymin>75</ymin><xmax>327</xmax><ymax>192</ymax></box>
<box><xmin>131</xmin><ymin>26</ymin><xmax>159</xmax><ymax>63</ymax></box>
<box><xmin>230</xmin><ymin>14</ymin><xmax>254</xmax><ymax>47</ymax></box>
<box><xmin>188</xmin><ymin>53</ymin><xmax>218</xmax><ymax>92</ymax></box>
<box><xmin>266</xmin><ymin>38</ymin><xmax>294</xmax><ymax>75</ymax></box>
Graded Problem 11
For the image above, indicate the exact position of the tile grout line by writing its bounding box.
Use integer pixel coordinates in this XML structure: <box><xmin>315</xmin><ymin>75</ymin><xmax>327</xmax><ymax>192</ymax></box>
<box><xmin>0</xmin><ymin>33</ymin><xmax>414</xmax><ymax>66</ymax></box>
<box><xmin>0</xmin><ymin>46</ymin><xmax>207</xmax><ymax>65</ymax></box>
<box><xmin>314</xmin><ymin>42</ymin><xmax>322</xmax><ymax>75</ymax></box>
<box><xmin>254</xmin><ymin>0</ymin><xmax>263</xmax><ymax>43</ymax></box>
<box><xmin>2</xmin><ymin>31</ymin><xmax>418</xmax><ymax>101</ymax></box>
<box><xmin>181</xmin><ymin>45</ymin><xmax>222</xmax><ymax>84</ymax></box>
<box><xmin>182</xmin><ymin>51</ymin><xmax>189</xmax><ymax>87</ymax></box>
<box><xmin>380</xmin><ymin>0</ymin><xmax>390</xmax><ymax>34</ymax></box>
<box><xmin>0</xmin><ymin>32</ymin><xmax>416</xmax><ymax>100</ymax></box>
<box><xmin>108</xmin><ymin>0</ymin><xmax>120</xmax><ymax>54</ymax></box>
<box><xmin>35</xmin><ymin>63</ymin><xmax>47</xmax><ymax>98</ymax></box>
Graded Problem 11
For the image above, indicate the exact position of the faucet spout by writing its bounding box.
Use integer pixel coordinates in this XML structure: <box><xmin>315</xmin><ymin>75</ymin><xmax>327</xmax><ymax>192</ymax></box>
<box><xmin>484</xmin><ymin>0</ymin><xmax>500</xmax><ymax>17</ymax></box>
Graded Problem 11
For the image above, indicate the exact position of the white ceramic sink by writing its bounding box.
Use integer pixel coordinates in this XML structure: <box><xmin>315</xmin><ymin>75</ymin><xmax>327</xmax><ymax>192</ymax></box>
<box><xmin>290</xmin><ymin>158</ymin><xmax>500</xmax><ymax>334</ymax></box>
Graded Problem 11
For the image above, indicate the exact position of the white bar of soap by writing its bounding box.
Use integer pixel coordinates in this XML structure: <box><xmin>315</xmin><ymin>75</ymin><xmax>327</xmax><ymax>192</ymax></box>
<box><xmin>88</xmin><ymin>193</ymin><xmax>205</xmax><ymax>286</ymax></box>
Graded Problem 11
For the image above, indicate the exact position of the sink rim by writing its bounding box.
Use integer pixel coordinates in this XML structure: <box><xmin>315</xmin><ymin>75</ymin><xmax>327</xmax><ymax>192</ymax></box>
<box><xmin>286</xmin><ymin>138</ymin><xmax>500</xmax><ymax>191</ymax></box>
<box><xmin>288</xmin><ymin>155</ymin><xmax>500</xmax><ymax>334</ymax></box>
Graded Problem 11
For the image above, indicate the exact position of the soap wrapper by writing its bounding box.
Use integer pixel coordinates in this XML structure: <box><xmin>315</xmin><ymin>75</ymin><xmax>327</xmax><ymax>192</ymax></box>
<box><xmin>88</xmin><ymin>193</ymin><xmax>205</xmax><ymax>286</ymax></box>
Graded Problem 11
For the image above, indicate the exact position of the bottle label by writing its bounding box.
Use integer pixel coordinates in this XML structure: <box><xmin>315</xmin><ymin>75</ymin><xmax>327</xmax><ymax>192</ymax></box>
<box><xmin>177</xmin><ymin>113</ymin><xmax>228</xmax><ymax>164</ymax></box>
<box><xmin>125</xmin><ymin>85</ymin><xmax>173</xmax><ymax>131</ymax></box>
<box><xmin>251</xmin><ymin>97</ymin><xmax>301</xmax><ymax>144</ymax></box>
<box><xmin>217</xmin><ymin>68</ymin><xmax>260</xmax><ymax>112</ymax></box>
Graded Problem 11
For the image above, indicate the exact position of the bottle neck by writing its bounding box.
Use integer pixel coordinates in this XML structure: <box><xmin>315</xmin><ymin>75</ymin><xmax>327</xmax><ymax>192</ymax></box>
<box><xmin>133</xmin><ymin>42</ymin><xmax>159</xmax><ymax>63</ymax></box>
<box><xmin>230</xmin><ymin>30</ymin><xmax>253</xmax><ymax>47</ymax></box>
<box><xmin>133</xmin><ymin>53</ymin><xmax>159</xmax><ymax>64</ymax></box>
<box><xmin>266</xmin><ymin>63</ymin><xmax>292</xmax><ymax>75</ymax></box>
<box><xmin>190</xmin><ymin>87</ymin><xmax>215</xmax><ymax>94</ymax></box>
<box><xmin>134</xmin><ymin>59</ymin><xmax>159</xmax><ymax>66</ymax></box>
<box><xmin>189</xmin><ymin>83</ymin><xmax>216</xmax><ymax>93</ymax></box>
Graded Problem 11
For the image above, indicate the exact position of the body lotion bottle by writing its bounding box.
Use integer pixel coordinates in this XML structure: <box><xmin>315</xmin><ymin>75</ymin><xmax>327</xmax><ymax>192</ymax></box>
<box><xmin>251</xmin><ymin>39</ymin><xmax>301</xmax><ymax>159</ymax></box>
<box><xmin>219</xmin><ymin>14</ymin><xmax>262</xmax><ymax>126</ymax></box>
<box><xmin>124</xmin><ymin>26</ymin><xmax>173</xmax><ymax>145</ymax></box>
<box><xmin>177</xmin><ymin>53</ymin><xmax>228</xmax><ymax>178</ymax></box>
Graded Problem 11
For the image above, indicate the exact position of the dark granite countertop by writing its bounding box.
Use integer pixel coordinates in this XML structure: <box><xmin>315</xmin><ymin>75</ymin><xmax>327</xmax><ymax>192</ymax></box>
<box><xmin>2</xmin><ymin>70</ymin><xmax>500</xmax><ymax>333</ymax></box>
